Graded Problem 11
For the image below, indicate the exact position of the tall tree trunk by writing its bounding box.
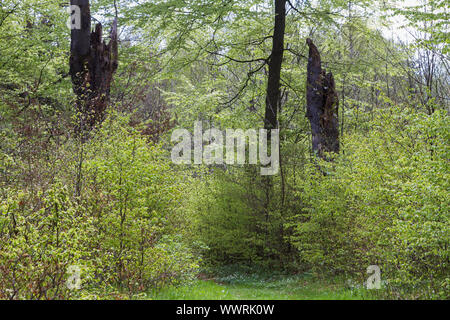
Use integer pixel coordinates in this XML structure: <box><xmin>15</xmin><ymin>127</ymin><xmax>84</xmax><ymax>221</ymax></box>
<box><xmin>262</xmin><ymin>0</ymin><xmax>286</xmax><ymax>261</ymax></box>
<box><xmin>264</xmin><ymin>0</ymin><xmax>286</xmax><ymax>131</ymax></box>
<box><xmin>306</xmin><ymin>38</ymin><xmax>339</xmax><ymax>159</ymax></box>
<box><xmin>69</xmin><ymin>0</ymin><xmax>118</xmax><ymax>136</ymax></box>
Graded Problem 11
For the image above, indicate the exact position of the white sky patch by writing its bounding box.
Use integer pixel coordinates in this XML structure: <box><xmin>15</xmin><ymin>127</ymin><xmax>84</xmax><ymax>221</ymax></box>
<box><xmin>307</xmin><ymin>0</ymin><xmax>423</xmax><ymax>43</ymax></box>
<box><xmin>380</xmin><ymin>0</ymin><xmax>422</xmax><ymax>44</ymax></box>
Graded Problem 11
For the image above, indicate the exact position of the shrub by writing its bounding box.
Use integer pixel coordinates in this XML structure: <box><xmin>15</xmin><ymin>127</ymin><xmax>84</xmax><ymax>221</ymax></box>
<box><xmin>290</xmin><ymin>107</ymin><xmax>449</xmax><ymax>299</ymax></box>
<box><xmin>0</xmin><ymin>113</ymin><xmax>200</xmax><ymax>299</ymax></box>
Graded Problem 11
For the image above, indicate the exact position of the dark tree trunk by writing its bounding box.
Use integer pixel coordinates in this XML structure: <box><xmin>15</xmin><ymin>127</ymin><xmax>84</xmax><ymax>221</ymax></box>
<box><xmin>69</xmin><ymin>0</ymin><xmax>118</xmax><ymax>136</ymax></box>
<box><xmin>264</xmin><ymin>0</ymin><xmax>286</xmax><ymax>131</ymax></box>
<box><xmin>261</xmin><ymin>0</ymin><xmax>286</xmax><ymax>260</ymax></box>
<box><xmin>306</xmin><ymin>38</ymin><xmax>339</xmax><ymax>159</ymax></box>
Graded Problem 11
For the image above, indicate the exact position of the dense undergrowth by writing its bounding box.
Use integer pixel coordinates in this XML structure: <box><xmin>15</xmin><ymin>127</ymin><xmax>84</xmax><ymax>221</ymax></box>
<box><xmin>1</xmin><ymin>106</ymin><xmax>448</xmax><ymax>299</ymax></box>
<box><xmin>0</xmin><ymin>0</ymin><xmax>448</xmax><ymax>301</ymax></box>
<box><xmin>0</xmin><ymin>114</ymin><xmax>200</xmax><ymax>299</ymax></box>
<box><xmin>186</xmin><ymin>107</ymin><xmax>449</xmax><ymax>300</ymax></box>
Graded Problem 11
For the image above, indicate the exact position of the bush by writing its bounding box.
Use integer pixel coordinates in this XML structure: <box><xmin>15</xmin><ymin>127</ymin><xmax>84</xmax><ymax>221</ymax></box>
<box><xmin>187</xmin><ymin>165</ymin><xmax>298</xmax><ymax>271</ymax></box>
<box><xmin>290</xmin><ymin>107</ymin><xmax>449</xmax><ymax>299</ymax></box>
<box><xmin>0</xmin><ymin>184</ymin><xmax>95</xmax><ymax>299</ymax></box>
<box><xmin>0</xmin><ymin>113</ymin><xmax>200</xmax><ymax>299</ymax></box>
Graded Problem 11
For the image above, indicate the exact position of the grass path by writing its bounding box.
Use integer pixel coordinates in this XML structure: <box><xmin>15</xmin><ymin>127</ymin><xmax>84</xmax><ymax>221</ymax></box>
<box><xmin>148</xmin><ymin>274</ymin><xmax>372</xmax><ymax>300</ymax></box>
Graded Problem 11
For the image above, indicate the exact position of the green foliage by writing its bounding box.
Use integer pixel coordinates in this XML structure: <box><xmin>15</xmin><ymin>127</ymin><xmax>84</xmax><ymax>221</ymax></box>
<box><xmin>187</xmin><ymin>168</ymin><xmax>263</xmax><ymax>266</ymax></box>
<box><xmin>0</xmin><ymin>113</ymin><xmax>200</xmax><ymax>299</ymax></box>
<box><xmin>0</xmin><ymin>184</ymin><xmax>95</xmax><ymax>299</ymax></box>
<box><xmin>1</xmin><ymin>0</ymin><xmax>448</xmax><ymax>300</ymax></box>
<box><xmin>392</xmin><ymin>0</ymin><xmax>449</xmax><ymax>55</ymax></box>
<box><xmin>186</xmin><ymin>165</ymin><xmax>299</xmax><ymax>271</ymax></box>
<box><xmin>76</xmin><ymin>114</ymin><xmax>198</xmax><ymax>294</ymax></box>
<box><xmin>290</xmin><ymin>106</ymin><xmax>449</xmax><ymax>299</ymax></box>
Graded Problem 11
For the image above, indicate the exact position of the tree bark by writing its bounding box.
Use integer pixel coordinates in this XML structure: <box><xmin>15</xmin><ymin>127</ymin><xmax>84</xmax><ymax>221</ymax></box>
<box><xmin>264</xmin><ymin>0</ymin><xmax>286</xmax><ymax>131</ymax></box>
<box><xmin>306</xmin><ymin>38</ymin><xmax>339</xmax><ymax>159</ymax></box>
<box><xmin>69</xmin><ymin>0</ymin><xmax>118</xmax><ymax>135</ymax></box>
<box><xmin>261</xmin><ymin>0</ymin><xmax>286</xmax><ymax>260</ymax></box>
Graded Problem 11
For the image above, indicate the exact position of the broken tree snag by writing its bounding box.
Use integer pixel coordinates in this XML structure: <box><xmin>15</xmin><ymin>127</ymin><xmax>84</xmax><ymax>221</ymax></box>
<box><xmin>306</xmin><ymin>38</ymin><xmax>339</xmax><ymax>159</ymax></box>
<box><xmin>69</xmin><ymin>0</ymin><xmax>118</xmax><ymax>135</ymax></box>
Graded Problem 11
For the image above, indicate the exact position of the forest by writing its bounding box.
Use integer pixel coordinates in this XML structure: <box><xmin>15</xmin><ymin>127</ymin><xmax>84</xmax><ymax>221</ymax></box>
<box><xmin>0</xmin><ymin>0</ymin><xmax>448</xmax><ymax>300</ymax></box>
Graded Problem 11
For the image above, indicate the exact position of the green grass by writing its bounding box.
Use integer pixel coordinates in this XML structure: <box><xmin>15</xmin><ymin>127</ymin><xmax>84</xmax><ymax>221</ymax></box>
<box><xmin>147</xmin><ymin>274</ymin><xmax>374</xmax><ymax>300</ymax></box>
